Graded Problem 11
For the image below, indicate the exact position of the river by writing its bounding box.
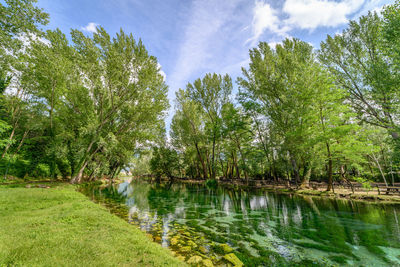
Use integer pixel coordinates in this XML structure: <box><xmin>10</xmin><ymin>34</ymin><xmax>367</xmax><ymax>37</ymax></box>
<box><xmin>79</xmin><ymin>180</ymin><xmax>400</xmax><ymax>266</ymax></box>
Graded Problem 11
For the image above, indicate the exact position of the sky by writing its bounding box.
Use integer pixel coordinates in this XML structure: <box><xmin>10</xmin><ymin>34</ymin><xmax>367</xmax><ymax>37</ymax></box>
<box><xmin>37</xmin><ymin>0</ymin><xmax>393</xmax><ymax>127</ymax></box>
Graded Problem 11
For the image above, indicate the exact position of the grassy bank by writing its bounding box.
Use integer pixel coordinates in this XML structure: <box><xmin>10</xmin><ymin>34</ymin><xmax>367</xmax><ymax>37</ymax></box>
<box><xmin>0</xmin><ymin>184</ymin><xmax>185</xmax><ymax>266</ymax></box>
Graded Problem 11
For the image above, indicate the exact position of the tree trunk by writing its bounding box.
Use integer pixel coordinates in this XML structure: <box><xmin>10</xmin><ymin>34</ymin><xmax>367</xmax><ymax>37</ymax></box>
<box><xmin>289</xmin><ymin>153</ymin><xmax>300</xmax><ymax>185</ymax></box>
<box><xmin>71</xmin><ymin>144</ymin><xmax>101</xmax><ymax>183</ymax></box>
<box><xmin>340</xmin><ymin>165</ymin><xmax>354</xmax><ymax>193</ymax></box>
<box><xmin>371</xmin><ymin>152</ymin><xmax>388</xmax><ymax>187</ymax></box>
<box><xmin>1</xmin><ymin>127</ymin><xmax>16</xmax><ymax>159</ymax></box>
<box><xmin>326</xmin><ymin>143</ymin><xmax>333</xmax><ymax>191</ymax></box>
<box><xmin>233</xmin><ymin>153</ymin><xmax>240</xmax><ymax>180</ymax></box>
<box><xmin>71</xmin><ymin>160</ymin><xmax>89</xmax><ymax>184</ymax></box>
<box><xmin>226</xmin><ymin>161</ymin><xmax>231</xmax><ymax>179</ymax></box>
<box><xmin>206</xmin><ymin>150</ymin><xmax>212</xmax><ymax>179</ymax></box>
<box><xmin>10</xmin><ymin>130</ymin><xmax>29</xmax><ymax>158</ymax></box>
<box><xmin>236</xmin><ymin>138</ymin><xmax>249</xmax><ymax>184</ymax></box>
<box><xmin>300</xmin><ymin>164</ymin><xmax>312</xmax><ymax>189</ymax></box>
<box><xmin>194</xmin><ymin>143</ymin><xmax>208</xmax><ymax>180</ymax></box>
<box><xmin>211</xmin><ymin>134</ymin><xmax>216</xmax><ymax>179</ymax></box>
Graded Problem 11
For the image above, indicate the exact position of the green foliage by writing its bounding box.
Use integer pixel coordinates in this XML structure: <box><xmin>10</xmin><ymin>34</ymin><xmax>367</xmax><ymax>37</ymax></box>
<box><xmin>382</xmin><ymin>0</ymin><xmax>400</xmax><ymax>71</ymax></box>
<box><xmin>0</xmin><ymin>1</ymin><xmax>169</xmax><ymax>182</ymax></box>
<box><xmin>150</xmin><ymin>146</ymin><xmax>180</xmax><ymax>180</ymax></box>
<box><xmin>2</xmin><ymin>0</ymin><xmax>400</xmax><ymax>187</ymax></box>
<box><xmin>319</xmin><ymin>11</ymin><xmax>400</xmax><ymax>137</ymax></box>
<box><xmin>33</xmin><ymin>163</ymin><xmax>50</xmax><ymax>178</ymax></box>
<box><xmin>353</xmin><ymin>177</ymin><xmax>372</xmax><ymax>190</ymax></box>
<box><xmin>166</xmin><ymin>1</ymin><xmax>400</xmax><ymax>187</ymax></box>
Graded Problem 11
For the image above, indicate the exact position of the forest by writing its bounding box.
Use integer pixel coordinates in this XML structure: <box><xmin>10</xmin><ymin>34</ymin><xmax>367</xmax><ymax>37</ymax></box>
<box><xmin>1</xmin><ymin>0</ymin><xmax>400</xmax><ymax>191</ymax></box>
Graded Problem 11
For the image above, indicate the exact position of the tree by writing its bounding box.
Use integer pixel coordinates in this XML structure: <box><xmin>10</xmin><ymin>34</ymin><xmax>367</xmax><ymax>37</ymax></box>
<box><xmin>21</xmin><ymin>29</ymin><xmax>77</xmax><ymax>178</ymax></box>
<box><xmin>238</xmin><ymin>39</ymin><xmax>322</xmax><ymax>187</ymax></box>
<box><xmin>150</xmin><ymin>146</ymin><xmax>180</xmax><ymax>182</ymax></box>
<box><xmin>319</xmin><ymin>12</ymin><xmax>400</xmax><ymax>140</ymax></box>
<box><xmin>185</xmin><ymin>73</ymin><xmax>232</xmax><ymax>180</ymax></box>
<box><xmin>171</xmin><ymin>89</ymin><xmax>208</xmax><ymax>180</ymax></box>
<box><xmin>0</xmin><ymin>0</ymin><xmax>49</xmax><ymax>161</ymax></box>
<box><xmin>310</xmin><ymin>69</ymin><xmax>376</xmax><ymax>191</ymax></box>
<box><xmin>382</xmin><ymin>0</ymin><xmax>400</xmax><ymax>71</ymax></box>
<box><xmin>68</xmin><ymin>27</ymin><xmax>169</xmax><ymax>183</ymax></box>
<box><xmin>221</xmin><ymin>103</ymin><xmax>252</xmax><ymax>183</ymax></box>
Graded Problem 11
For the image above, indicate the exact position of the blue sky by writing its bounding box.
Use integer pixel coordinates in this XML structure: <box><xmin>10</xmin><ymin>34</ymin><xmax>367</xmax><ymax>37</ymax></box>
<box><xmin>37</xmin><ymin>0</ymin><xmax>393</xmax><ymax>126</ymax></box>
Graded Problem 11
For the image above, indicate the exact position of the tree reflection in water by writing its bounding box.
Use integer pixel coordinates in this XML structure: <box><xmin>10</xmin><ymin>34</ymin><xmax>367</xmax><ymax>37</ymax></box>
<box><xmin>79</xmin><ymin>181</ymin><xmax>400</xmax><ymax>266</ymax></box>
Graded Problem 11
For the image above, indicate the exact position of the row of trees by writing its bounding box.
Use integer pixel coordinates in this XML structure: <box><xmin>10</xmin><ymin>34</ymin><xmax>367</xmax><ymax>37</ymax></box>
<box><xmin>0</xmin><ymin>0</ymin><xmax>168</xmax><ymax>183</ymax></box>
<box><xmin>149</xmin><ymin>2</ymin><xmax>400</xmax><ymax>190</ymax></box>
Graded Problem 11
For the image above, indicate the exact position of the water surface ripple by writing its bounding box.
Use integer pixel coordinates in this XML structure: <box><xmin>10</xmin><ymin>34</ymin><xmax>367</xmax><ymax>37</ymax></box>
<box><xmin>79</xmin><ymin>180</ymin><xmax>400</xmax><ymax>266</ymax></box>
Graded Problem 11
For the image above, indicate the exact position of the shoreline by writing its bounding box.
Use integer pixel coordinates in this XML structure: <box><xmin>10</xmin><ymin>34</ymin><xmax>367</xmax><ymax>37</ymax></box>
<box><xmin>2</xmin><ymin>176</ymin><xmax>400</xmax><ymax>204</ymax></box>
<box><xmin>140</xmin><ymin>177</ymin><xmax>400</xmax><ymax>205</ymax></box>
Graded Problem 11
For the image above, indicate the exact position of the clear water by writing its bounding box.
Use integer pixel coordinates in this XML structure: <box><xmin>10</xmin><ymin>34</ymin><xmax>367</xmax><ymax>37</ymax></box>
<box><xmin>79</xmin><ymin>180</ymin><xmax>400</xmax><ymax>266</ymax></box>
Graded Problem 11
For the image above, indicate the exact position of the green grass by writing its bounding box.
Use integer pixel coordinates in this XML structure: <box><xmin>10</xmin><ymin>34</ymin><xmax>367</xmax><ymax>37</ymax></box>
<box><xmin>0</xmin><ymin>184</ymin><xmax>185</xmax><ymax>266</ymax></box>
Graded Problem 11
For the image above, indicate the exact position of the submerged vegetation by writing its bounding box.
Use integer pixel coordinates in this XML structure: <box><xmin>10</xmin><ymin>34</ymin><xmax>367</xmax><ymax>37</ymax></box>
<box><xmin>79</xmin><ymin>180</ymin><xmax>400</xmax><ymax>266</ymax></box>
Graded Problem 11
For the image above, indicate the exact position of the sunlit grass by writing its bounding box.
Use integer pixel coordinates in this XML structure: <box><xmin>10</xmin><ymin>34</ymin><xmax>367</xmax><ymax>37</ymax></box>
<box><xmin>0</xmin><ymin>184</ymin><xmax>184</xmax><ymax>266</ymax></box>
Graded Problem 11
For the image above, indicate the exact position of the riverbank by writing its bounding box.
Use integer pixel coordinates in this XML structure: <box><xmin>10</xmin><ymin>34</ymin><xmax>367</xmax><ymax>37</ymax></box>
<box><xmin>147</xmin><ymin>177</ymin><xmax>400</xmax><ymax>204</ymax></box>
<box><xmin>0</xmin><ymin>183</ymin><xmax>185</xmax><ymax>266</ymax></box>
<box><xmin>221</xmin><ymin>181</ymin><xmax>400</xmax><ymax>204</ymax></box>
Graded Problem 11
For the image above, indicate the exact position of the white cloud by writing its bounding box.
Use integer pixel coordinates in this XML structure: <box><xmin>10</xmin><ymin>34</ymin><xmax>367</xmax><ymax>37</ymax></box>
<box><xmin>268</xmin><ymin>41</ymin><xmax>283</xmax><ymax>49</ymax></box>
<box><xmin>81</xmin><ymin>22</ymin><xmax>98</xmax><ymax>33</ymax></box>
<box><xmin>283</xmin><ymin>0</ymin><xmax>364</xmax><ymax>30</ymax></box>
<box><xmin>157</xmin><ymin>63</ymin><xmax>166</xmax><ymax>81</ymax></box>
<box><xmin>247</xmin><ymin>1</ymin><xmax>289</xmax><ymax>46</ymax></box>
<box><xmin>352</xmin><ymin>0</ymin><xmax>388</xmax><ymax>18</ymax></box>
<box><xmin>167</xmin><ymin>0</ymin><xmax>242</xmax><ymax>101</ymax></box>
<box><xmin>246</xmin><ymin>0</ymin><xmax>375</xmax><ymax>48</ymax></box>
<box><xmin>165</xmin><ymin>0</ymin><xmax>244</xmax><ymax>132</ymax></box>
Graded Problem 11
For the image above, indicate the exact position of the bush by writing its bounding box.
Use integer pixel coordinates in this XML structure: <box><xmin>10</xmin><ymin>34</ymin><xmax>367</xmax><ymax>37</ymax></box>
<box><xmin>353</xmin><ymin>177</ymin><xmax>372</xmax><ymax>190</ymax></box>
<box><xmin>33</xmin><ymin>163</ymin><xmax>51</xmax><ymax>178</ymax></box>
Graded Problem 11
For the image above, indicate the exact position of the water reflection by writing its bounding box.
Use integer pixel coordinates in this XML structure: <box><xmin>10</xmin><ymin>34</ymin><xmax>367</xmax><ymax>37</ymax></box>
<box><xmin>80</xmin><ymin>181</ymin><xmax>400</xmax><ymax>266</ymax></box>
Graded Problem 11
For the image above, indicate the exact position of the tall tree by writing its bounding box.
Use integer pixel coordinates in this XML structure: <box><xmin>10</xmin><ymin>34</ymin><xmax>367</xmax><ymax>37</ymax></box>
<box><xmin>0</xmin><ymin>0</ymin><xmax>49</xmax><ymax>161</ymax></box>
<box><xmin>171</xmin><ymin>89</ymin><xmax>208</xmax><ymax>180</ymax></box>
<box><xmin>319</xmin><ymin>12</ymin><xmax>400</xmax><ymax>139</ymax></box>
<box><xmin>69</xmin><ymin>27</ymin><xmax>168</xmax><ymax>183</ymax></box>
<box><xmin>238</xmin><ymin>39</ymin><xmax>321</xmax><ymax>187</ymax></box>
<box><xmin>186</xmin><ymin>73</ymin><xmax>232</xmax><ymax>180</ymax></box>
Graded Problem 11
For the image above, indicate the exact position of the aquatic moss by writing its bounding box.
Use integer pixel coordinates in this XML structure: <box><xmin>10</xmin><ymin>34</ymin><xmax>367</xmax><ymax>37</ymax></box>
<box><xmin>293</xmin><ymin>241</ymin><xmax>356</xmax><ymax>259</ymax></box>
<box><xmin>211</xmin><ymin>243</ymin><xmax>225</xmax><ymax>255</ymax></box>
<box><xmin>328</xmin><ymin>255</ymin><xmax>348</xmax><ymax>264</ymax></box>
<box><xmin>234</xmin><ymin>251</ymin><xmax>288</xmax><ymax>267</ymax></box>
<box><xmin>185</xmin><ymin>220</ymin><xmax>199</xmax><ymax>228</ymax></box>
<box><xmin>230</xmin><ymin>233</ymin><xmax>243</xmax><ymax>241</ymax></box>
<box><xmin>254</xmin><ymin>226</ymin><xmax>267</xmax><ymax>236</ymax></box>
<box><xmin>292</xmin><ymin>259</ymin><xmax>326</xmax><ymax>267</ymax></box>
<box><xmin>207</xmin><ymin>232</ymin><xmax>228</xmax><ymax>243</ymax></box>
<box><xmin>203</xmin><ymin>219</ymin><xmax>215</xmax><ymax>228</ymax></box>
<box><xmin>215</xmin><ymin>225</ymin><xmax>228</xmax><ymax>233</ymax></box>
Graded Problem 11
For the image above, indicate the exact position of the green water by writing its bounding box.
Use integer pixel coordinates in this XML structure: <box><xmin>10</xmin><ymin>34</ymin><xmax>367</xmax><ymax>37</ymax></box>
<box><xmin>79</xmin><ymin>180</ymin><xmax>400</xmax><ymax>266</ymax></box>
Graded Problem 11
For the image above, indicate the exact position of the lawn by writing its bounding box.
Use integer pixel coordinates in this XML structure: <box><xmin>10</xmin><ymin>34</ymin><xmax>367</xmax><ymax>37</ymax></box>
<box><xmin>0</xmin><ymin>184</ymin><xmax>185</xmax><ymax>266</ymax></box>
